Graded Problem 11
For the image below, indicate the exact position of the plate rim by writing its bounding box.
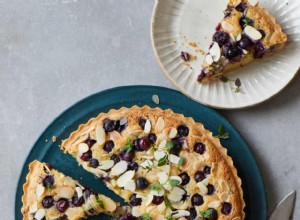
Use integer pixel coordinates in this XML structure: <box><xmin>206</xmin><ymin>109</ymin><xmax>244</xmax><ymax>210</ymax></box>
<box><xmin>150</xmin><ymin>0</ymin><xmax>300</xmax><ymax>110</ymax></box>
<box><xmin>15</xmin><ymin>85</ymin><xmax>268</xmax><ymax>219</ymax></box>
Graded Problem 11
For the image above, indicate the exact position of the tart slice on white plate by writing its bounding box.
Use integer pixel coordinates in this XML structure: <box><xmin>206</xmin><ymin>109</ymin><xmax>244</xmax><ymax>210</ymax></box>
<box><xmin>61</xmin><ymin>106</ymin><xmax>245</xmax><ymax>220</ymax></box>
<box><xmin>198</xmin><ymin>0</ymin><xmax>287</xmax><ymax>83</ymax></box>
<box><xmin>21</xmin><ymin>160</ymin><xmax>118</xmax><ymax>220</ymax></box>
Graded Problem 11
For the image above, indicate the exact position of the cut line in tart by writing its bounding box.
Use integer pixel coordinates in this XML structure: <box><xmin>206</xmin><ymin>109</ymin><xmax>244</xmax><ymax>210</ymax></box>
<box><xmin>198</xmin><ymin>0</ymin><xmax>287</xmax><ymax>83</ymax></box>
<box><xmin>21</xmin><ymin>160</ymin><xmax>118</xmax><ymax>220</ymax></box>
<box><xmin>61</xmin><ymin>106</ymin><xmax>245</xmax><ymax>220</ymax></box>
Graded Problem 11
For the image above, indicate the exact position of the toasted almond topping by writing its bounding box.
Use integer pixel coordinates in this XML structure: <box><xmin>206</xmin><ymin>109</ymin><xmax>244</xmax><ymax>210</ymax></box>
<box><xmin>145</xmin><ymin>194</ymin><xmax>154</xmax><ymax>206</ymax></box>
<box><xmin>36</xmin><ymin>185</ymin><xmax>45</xmax><ymax>199</ymax></box>
<box><xmin>56</xmin><ymin>187</ymin><xmax>74</xmax><ymax>199</ymax></box>
<box><xmin>170</xmin><ymin>187</ymin><xmax>186</xmax><ymax>196</ymax></box>
<box><xmin>210</xmin><ymin>42</ymin><xmax>221</xmax><ymax>62</ymax></box>
<box><xmin>172</xmin><ymin>210</ymin><xmax>190</xmax><ymax>218</ymax></box>
<box><xmin>78</xmin><ymin>143</ymin><xmax>89</xmax><ymax>154</ymax></box>
<box><xmin>132</xmin><ymin>207</ymin><xmax>143</xmax><ymax>217</ymax></box>
<box><xmin>205</xmin><ymin>54</ymin><xmax>214</xmax><ymax>65</ymax></box>
<box><xmin>242</xmin><ymin>49</ymin><xmax>249</xmax><ymax>54</ymax></box>
<box><xmin>168</xmin><ymin>154</ymin><xmax>180</xmax><ymax>165</ymax></box>
<box><xmin>167</xmin><ymin>193</ymin><xmax>182</xmax><ymax>202</ymax></box>
<box><xmin>110</xmin><ymin>161</ymin><xmax>128</xmax><ymax>176</ymax></box>
<box><xmin>99</xmin><ymin>195</ymin><xmax>117</xmax><ymax>212</ymax></box>
<box><xmin>248</xmin><ymin>0</ymin><xmax>258</xmax><ymax>6</ymax></box>
<box><xmin>120</xmin><ymin>117</ymin><xmax>127</xmax><ymax>126</ymax></box>
<box><xmin>144</xmin><ymin>120</ymin><xmax>152</xmax><ymax>133</ymax></box>
<box><xmin>168</xmin><ymin>127</ymin><xmax>178</xmax><ymax>138</ymax></box>
<box><xmin>99</xmin><ymin>160</ymin><xmax>114</xmax><ymax>170</ymax></box>
<box><xmin>29</xmin><ymin>203</ymin><xmax>38</xmax><ymax>214</ymax></box>
<box><xmin>152</xmin><ymin>95</ymin><xmax>160</xmax><ymax>104</ymax></box>
<box><xmin>161</xmin><ymin>165</ymin><xmax>170</xmax><ymax>174</ymax></box>
<box><xmin>150</xmin><ymin>188</ymin><xmax>165</xmax><ymax>196</ymax></box>
<box><xmin>109</xmin><ymin>130</ymin><xmax>122</xmax><ymax>141</ymax></box>
<box><xmin>63</xmin><ymin>178</ymin><xmax>76</xmax><ymax>188</ymax></box>
<box><xmin>117</xmin><ymin>170</ymin><xmax>135</xmax><ymax>187</ymax></box>
<box><xmin>220</xmin><ymin>192</ymin><xmax>229</xmax><ymax>201</ymax></box>
<box><xmin>140</xmin><ymin>160</ymin><xmax>153</xmax><ymax>169</ymax></box>
<box><xmin>75</xmin><ymin>187</ymin><xmax>83</xmax><ymax>198</ymax></box>
<box><xmin>96</xmin><ymin>125</ymin><xmax>106</xmax><ymax>145</ymax></box>
<box><xmin>236</xmin><ymin>34</ymin><xmax>242</xmax><ymax>41</ymax></box>
<box><xmin>197</xmin><ymin>182</ymin><xmax>208</xmax><ymax>195</ymax></box>
<box><xmin>154</xmin><ymin>151</ymin><xmax>166</xmax><ymax>161</ymax></box>
<box><xmin>229</xmin><ymin>33</ymin><xmax>235</xmax><ymax>41</ymax></box>
<box><xmin>222</xmin><ymin>20</ymin><xmax>234</xmax><ymax>32</ymax></box>
<box><xmin>155</xmin><ymin>117</ymin><xmax>165</xmax><ymax>132</ymax></box>
<box><xmin>124</xmin><ymin>180</ymin><xmax>136</xmax><ymax>192</ymax></box>
<box><xmin>244</xmin><ymin>25</ymin><xmax>262</xmax><ymax>40</ymax></box>
<box><xmin>208</xmin><ymin>200</ymin><xmax>221</xmax><ymax>208</ymax></box>
<box><xmin>201</xmin><ymin>178</ymin><xmax>209</xmax><ymax>186</ymax></box>
<box><xmin>157</xmin><ymin>172</ymin><xmax>169</xmax><ymax>184</ymax></box>
<box><xmin>34</xmin><ymin>209</ymin><xmax>46</xmax><ymax>220</ymax></box>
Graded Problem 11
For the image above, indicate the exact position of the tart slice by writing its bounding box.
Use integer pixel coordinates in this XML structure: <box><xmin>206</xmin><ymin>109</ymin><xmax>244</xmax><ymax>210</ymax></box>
<box><xmin>21</xmin><ymin>160</ymin><xmax>117</xmax><ymax>220</ymax></box>
<box><xmin>198</xmin><ymin>0</ymin><xmax>287</xmax><ymax>83</ymax></box>
<box><xmin>61</xmin><ymin>106</ymin><xmax>245</xmax><ymax>220</ymax></box>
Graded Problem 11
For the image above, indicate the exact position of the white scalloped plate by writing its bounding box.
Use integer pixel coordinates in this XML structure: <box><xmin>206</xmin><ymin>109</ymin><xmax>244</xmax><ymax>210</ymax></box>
<box><xmin>151</xmin><ymin>0</ymin><xmax>300</xmax><ymax>109</ymax></box>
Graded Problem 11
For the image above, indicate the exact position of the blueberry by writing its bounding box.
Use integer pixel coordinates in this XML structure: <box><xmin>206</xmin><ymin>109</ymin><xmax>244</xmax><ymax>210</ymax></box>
<box><xmin>221</xmin><ymin>202</ymin><xmax>232</xmax><ymax>215</ymax></box>
<box><xmin>207</xmin><ymin>184</ymin><xmax>215</xmax><ymax>195</ymax></box>
<box><xmin>80</xmin><ymin>150</ymin><xmax>92</xmax><ymax>161</ymax></box>
<box><xmin>103</xmin><ymin>140</ymin><xmax>115</xmax><ymax>153</ymax></box>
<box><xmin>103</xmin><ymin>119</ymin><xmax>120</xmax><ymax>133</ymax></box>
<box><xmin>85</xmin><ymin>137</ymin><xmax>96</xmax><ymax>148</ymax></box>
<box><xmin>138</xmin><ymin>137</ymin><xmax>151</xmax><ymax>151</ymax></box>
<box><xmin>152</xmin><ymin>196</ymin><xmax>164</xmax><ymax>205</ymax></box>
<box><xmin>120</xmin><ymin>150</ymin><xmax>135</xmax><ymax>162</ymax></box>
<box><xmin>178</xmin><ymin>172</ymin><xmax>190</xmax><ymax>186</ymax></box>
<box><xmin>139</xmin><ymin>118</ymin><xmax>147</xmax><ymax>129</ymax></box>
<box><xmin>191</xmin><ymin>193</ymin><xmax>204</xmax><ymax>206</ymax></box>
<box><xmin>194</xmin><ymin>142</ymin><xmax>206</xmax><ymax>155</ymax></box>
<box><xmin>224</xmin><ymin>6</ymin><xmax>233</xmax><ymax>18</ymax></box>
<box><xmin>197</xmin><ymin>70</ymin><xmax>207</xmax><ymax>83</ymax></box>
<box><xmin>186</xmin><ymin>207</ymin><xmax>197</xmax><ymax>220</ymax></box>
<box><xmin>89</xmin><ymin>158</ymin><xmax>99</xmax><ymax>168</ymax></box>
<box><xmin>111</xmin><ymin>154</ymin><xmax>121</xmax><ymax>164</ymax></box>
<box><xmin>237</xmin><ymin>35</ymin><xmax>252</xmax><ymax>49</ymax></box>
<box><xmin>169</xmin><ymin>137</ymin><xmax>183</xmax><ymax>155</ymax></box>
<box><xmin>56</xmin><ymin>198</ymin><xmax>69</xmax><ymax>213</ymax></box>
<box><xmin>205</xmin><ymin>208</ymin><xmax>218</xmax><ymax>220</ymax></box>
<box><xmin>259</xmin><ymin>29</ymin><xmax>266</xmax><ymax>39</ymax></box>
<box><xmin>203</xmin><ymin>166</ymin><xmax>211</xmax><ymax>175</ymax></box>
<box><xmin>72</xmin><ymin>196</ymin><xmax>84</xmax><ymax>207</ymax></box>
<box><xmin>236</xmin><ymin>3</ymin><xmax>247</xmax><ymax>12</ymax></box>
<box><xmin>83</xmin><ymin>188</ymin><xmax>93</xmax><ymax>198</ymax></box>
<box><xmin>254</xmin><ymin>42</ymin><xmax>266</xmax><ymax>59</ymax></box>
<box><xmin>194</xmin><ymin>171</ymin><xmax>206</xmax><ymax>182</ymax></box>
<box><xmin>119</xmin><ymin>213</ymin><xmax>138</xmax><ymax>220</ymax></box>
<box><xmin>148</xmin><ymin>133</ymin><xmax>157</xmax><ymax>144</ymax></box>
<box><xmin>213</xmin><ymin>31</ymin><xmax>229</xmax><ymax>47</ymax></box>
<box><xmin>181</xmin><ymin>51</ymin><xmax>190</xmax><ymax>61</ymax></box>
<box><xmin>135</xmin><ymin>177</ymin><xmax>149</xmax><ymax>190</ymax></box>
<box><xmin>42</xmin><ymin>196</ymin><xmax>54</xmax><ymax>208</ymax></box>
<box><xmin>239</xmin><ymin>16</ymin><xmax>254</xmax><ymax>29</ymax></box>
<box><xmin>223</xmin><ymin>44</ymin><xmax>242</xmax><ymax>60</ymax></box>
<box><xmin>129</xmin><ymin>194</ymin><xmax>142</xmax><ymax>206</ymax></box>
<box><xmin>128</xmin><ymin>161</ymin><xmax>139</xmax><ymax>172</ymax></box>
<box><xmin>42</xmin><ymin>175</ymin><xmax>54</xmax><ymax>189</ymax></box>
<box><xmin>177</xmin><ymin>125</ymin><xmax>189</xmax><ymax>137</ymax></box>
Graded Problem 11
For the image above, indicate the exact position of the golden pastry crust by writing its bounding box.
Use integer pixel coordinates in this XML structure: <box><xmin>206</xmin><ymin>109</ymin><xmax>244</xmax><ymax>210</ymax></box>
<box><xmin>199</xmin><ymin>0</ymin><xmax>287</xmax><ymax>83</ymax></box>
<box><xmin>21</xmin><ymin>160</ymin><xmax>117</xmax><ymax>220</ymax></box>
<box><xmin>61</xmin><ymin>106</ymin><xmax>245</xmax><ymax>220</ymax></box>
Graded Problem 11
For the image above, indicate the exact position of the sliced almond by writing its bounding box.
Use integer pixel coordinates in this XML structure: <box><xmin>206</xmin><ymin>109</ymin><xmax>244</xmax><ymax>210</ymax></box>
<box><xmin>101</xmin><ymin>196</ymin><xmax>117</xmax><ymax>212</ymax></box>
<box><xmin>29</xmin><ymin>203</ymin><xmax>38</xmax><ymax>214</ymax></box>
<box><xmin>168</xmin><ymin>154</ymin><xmax>180</xmax><ymax>165</ymax></box>
<box><xmin>242</xmin><ymin>49</ymin><xmax>249</xmax><ymax>54</ymax></box>
<box><xmin>150</xmin><ymin>188</ymin><xmax>165</xmax><ymax>197</ymax></box>
<box><xmin>75</xmin><ymin>187</ymin><xmax>83</xmax><ymax>198</ymax></box>
<box><xmin>208</xmin><ymin>200</ymin><xmax>221</xmax><ymax>209</ymax></box>
<box><xmin>109</xmin><ymin>130</ymin><xmax>122</xmax><ymax>141</ymax></box>
<box><xmin>34</xmin><ymin>209</ymin><xmax>46</xmax><ymax>220</ymax></box>
<box><xmin>244</xmin><ymin>25</ymin><xmax>262</xmax><ymax>40</ymax></box>
<box><xmin>157</xmin><ymin>172</ymin><xmax>169</xmax><ymax>184</ymax></box>
<box><xmin>161</xmin><ymin>165</ymin><xmax>170</xmax><ymax>174</ymax></box>
<box><xmin>201</xmin><ymin>178</ymin><xmax>209</xmax><ymax>186</ymax></box>
<box><xmin>124</xmin><ymin>180</ymin><xmax>136</xmax><ymax>192</ymax></box>
<box><xmin>144</xmin><ymin>120</ymin><xmax>152</xmax><ymax>133</ymax></box>
<box><xmin>78</xmin><ymin>143</ymin><xmax>89</xmax><ymax>154</ymax></box>
<box><xmin>154</xmin><ymin>151</ymin><xmax>166</xmax><ymax>161</ymax></box>
<box><xmin>145</xmin><ymin>194</ymin><xmax>154</xmax><ymax>206</ymax></box>
<box><xmin>229</xmin><ymin>33</ymin><xmax>235</xmax><ymax>42</ymax></box>
<box><xmin>172</xmin><ymin>210</ymin><xmax>190</xmax><ymax>218</ymax></box>
<box><xmin>63</xmin><ymin>178</ymin><xmax>76</xmax><ymax>188</ymax></box>
<box><xmin>236</xmin><ymin>33</ymin><xmax>242</xmax><ymax>41</ymax></box>
<box><xmin>220</xmin><ymin>192</ymin><xmax>229</xmax><ymax>201</ymax></box>
<box><xmin>155</xmin><ymin>117</ymin><xmax>165</xmax><ymax>132</ymax></box>
<box><xmin>167</xmin><ymin>193</ymin><xmax>182</xmax><ymax>203</ymax></box>
<box><xmin>140</xmin><ymin>160</ymin><xmax>153</xmax><ymax>169</ymax></box>
<box><xmin>210</xmin><ymin>42</ymin><xmax>221</xmax><ymax>62</ymax></box>
<box><xmin>96</xmin><ymin>125</ymin><xmax>106</xmax><ymax>145</ymax></box>
<box><xmin>56</xmin><ymin>187</ymin><xmax>74</xmax><ymax>199</ymax></box>
<box><xmin>120</xmin><ymin>117</ymin><xmax>128</xmax><ymax>126</ymax></box>
<box><xmin>110</xmin><ymin>161</ymin><xmax>128</xmax><ymax>176</ymax></box>
<box><xmin>168</xmin><ymin>127</ymin><xmax>177</xmax><ymax>138</ymax></box>
<box><xmin>169</xmin><ymin>176</ymin><xmax>182</xmax><ymax>185</ymax></box>
<box><xmin>99</xmin><ymin>160</ymin><xmax>114</xmax><ymax>170</ymax></box>
<box><xmin>197</xmin><ymin>182</ymin><xmax>208</xmax><ymax>195</ymax></box>
<box><xmin>36</xmin><ymin>185</ymin><xmax>45</xmax><ymax>199</ymax></box>
<box><xmin>132</xmin><ymin>206</ymin><xmax>142</xmax><ymax>217</ymax></box>
<box><xmin>205</xmin><ymin>54</ymin><xmax>213</xmax><ymax>65</ymax></box>
<box><xmin>170</xmin><ymin>187</ymin><xmax>186</xmax><ymax>196</ymax></box>
<box><xmin>117</xmin><ymin>171</ymin><xmax>135</xmax><ymax>187</ymax></box>
<box><xmin>248</xmin><ymin>0</ymin><xmax>258</xmax><ymax>6</ymax></box>
<box><xmin>158</xmin><ymin>139</ymin><xmax>167</xmax><ymax>149</ymax></box>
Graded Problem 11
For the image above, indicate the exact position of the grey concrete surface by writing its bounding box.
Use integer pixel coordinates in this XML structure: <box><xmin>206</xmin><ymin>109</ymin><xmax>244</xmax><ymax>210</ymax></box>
<box><xmin>0</xmin><ymin>0</ymin><xmax>299</xmax><ymax>219</ymax></box>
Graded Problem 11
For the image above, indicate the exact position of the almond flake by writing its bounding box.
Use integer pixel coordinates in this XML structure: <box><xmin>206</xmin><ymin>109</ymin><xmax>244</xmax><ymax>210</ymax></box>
<box><xmin>197</xmin><ymin>182</ymin><xmax>208</xmax><ymax>195</ymax></box>
<box><xmin>117</xmin><ymin>170</ymin><xmax>135</xmax><ymax>187</ymax></box>
<box><xmin>100</xmin><ymin>195</ymin><xmax>117</xmax><ymax>212</ymax></box>
<box><xmin>144</xmin><ymin>120</ymin><xmax>152</xmax><ymax>133</ymax></box>
<box><xmin>157</xmin><ymin>172</ymin><xmax>169</xmax><ymax>184</ymax></box>
<box><xmin>201</xmin><ymin>178</ymin><xmax>209</xmax><ymax>186</ymax></box>
<box><xmin>168</xmin><ymin>127</ymin><xmax>177</xmax><ymax>138</ymax></box>
<box><xmin>172</xmin><ymin>210</ymin><xmax>190</xmax><ymax>218</ymax></box>
<box><xmin>168</xmin><ymin>154</ymin><xmax>180</xmax><ymax>165</ymax></box>
<box><xmin>154</xmin><ymin>151</ymin><xmax>166</xmax><ymax>161</ymax></box>
<box><xmin>145</xmin><ymin>194</ymin><xmax>154</xmax><ymax>206</ymax></box>
<box><xmin>140</xmin><ymin>160</ymin><xmax>153</xmax><ymax>169</ymax></box>
<box><xmin>78</xmin><ymin>143</ymin><xmax>89</xmax><ymax>154</ymax></box>
<box><xmin>158</xmin><ymin>139</ymin><xmax>167</xmax><ymax>149</ymax></box>
<box><xmin>96</xmin><ymin>125</ymin><xmax>106</xmax><ymax>145</ymax></box>
<box><xmin>170</xmin><ymin>187</ymin><xmax>186</xmax><ymax>196</ymax></box>
<box><xmin>75</xmin><ymin>187</ymin><xmax>83</xmax><ymax>198</ymax></box>
<box><xmin>220</xmin><ymin>192</ymin><xmax>229</xmax><ymax>201</ymax></box>
<box><xmin>248</xmin><ymin>0</ymin><xmax>258</xmax><ymax>6</ymax></box>
<box><xmin>29</xmin><ymin>203</ymin><xmax>38</xmax><ymax>214</ymax></box>
<box><xmin>236</xmin><ymin>34</ymin><xmax>242</xmax><ymax>41</ymax></box>
<box><xmin>205</xmin><ymin>54</ymin><xmax>213</xmax><ymax>65</ymax></box>
<box><xmin>124</xmin><ymin>180</ymin><xmax>136</xmax><ymax>192</ymax></box>
<box><xmin>34</xmin><ymin>209</ymin><xmax>46</xmax><ymax>220</ymax></box>
<box><xmin>152</xmin><ymin>95</ymin><xmax>160</xmax><ymax>104</ymax></box>
<box><xmin>244</xmin><ymin>25</ymin><xmax>262</xmax><ymax>40</ymax></box>
<box><xmin>56</xmin><ymin>187</ymin><xmax>74</xmax><ymax>199</ymax></box>
<box><xmin>210</xmin><ymin>42</ymin><xmax>221</xmax><ymax>62</ymax></box>
<box><xmin>167</xmin><ymin>193</ymin><xmax>182</xmax><ymax>202</ymax></box>
<box><xmin>161</xmin><ymin>165</ymin><xmax>170</xmax><ymax>174</ymax></box>
<box><xmin>110</xmin><ymin>161</ymin><xmax>128</xmax><ymax>176</ymax></box>
<box><xmin>229</xmin><ymin>33</ymin><xmax>235</xmax><ymax>42</ymax></box>
<box><xmin>120</xmin><ymin>117</ymin><xmax>128</xmax><ymax>126</ymax></box>
<box><xmin>132</xmin><ymin>207</ymin><xmax>142</xmax><ymax>217</ymax></box>
<box><xmin>242</xmin><ymin>49</ymin><xmax>249</xmax><ymax>54</ymax></box>
<box><xmin>36</xmin><ymin>185</ymin><xmax>45</xmax><ymax>199</ymax></box>
<box><xmin>99</xmin><ymin>160</ymin><xmax>114</xmax><ymax>170</ymax></box>
<box><xmin>150</xmin><ymin>187</ymin><xmax>165</xmax><ymax>196</ymax></box>
<box><xmin>155</xmin><ymin>117</ymin><xmax>165</xmax><ymax>132</ymax></box>
<box><xmin>208</xmin><ymin>201</ymin><xmax>221</xmax><ymax>208</ymax></box>
<box><xmin>109</xmin><ymin>130</ymin><xmax>122</xmax><ymax>141</ymax></box>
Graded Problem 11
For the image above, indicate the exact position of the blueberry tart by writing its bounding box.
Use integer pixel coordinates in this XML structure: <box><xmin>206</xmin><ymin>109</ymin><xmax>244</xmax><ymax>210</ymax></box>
<box><xmin>198</xmin><ymin>0</ymin><xmax>287</xmax><ymax>83</ymax></box>
<box><xmin>21</xmin><ymin>160</ymin><xmax>117</xmax><ymax>219</ymax></box>
<box><xmin>61</xmin><ymin>106</ymin><xmax>245</xmax><ymax>220</ymax></box>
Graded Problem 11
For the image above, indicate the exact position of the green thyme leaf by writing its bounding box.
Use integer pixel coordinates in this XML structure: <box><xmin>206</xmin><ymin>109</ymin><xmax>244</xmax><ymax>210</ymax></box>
<box><xmin>123</xmin><ymin>138</ymin><xmax>133</xmax><ymax>153</ymax></box>
<box><xmin>164</xmin><ymin>196</ymin><xmax>174</xmax><ymax>210</ymax></box>
<box><xmin>177</xmin><ymin>156</ymin><xmax>184</xmax><ymax>166</ymax></box>
<box><xmin>165</xmin><ymin>141</ymin><xmax>174</xmax><ymax>150</ymax></box>
<box><xmin>95</xmin><ymin>195</ymin><xmax>105</xmax><ymax>209</ymax></box>
<box><xmin>158</xmin><ymin>156</ymin><xmax>167</xmax><ymax>167</ymax></box>
<box><xmin>169</xmin><ymin>179</ymin><xmax>180</xmax><ymax>187</ymax></box>
<box><xmin>150</xmin><ymin>183</ymin><xmax>163</xmax><ymax>191</ymax></box>
<box><xmin>141</xmin><ymin>213</ymin><xmax>152</xmax><ymax>220</ymax></box>
<box><xmin>203</xmin><ymin>209</ymin><xmax>213</xmax><ymax>218</ymax></box>
<box><xmin>215</xmin><ymin>124</ymin><xmax>230</xmax><ymax>140</ymax></box>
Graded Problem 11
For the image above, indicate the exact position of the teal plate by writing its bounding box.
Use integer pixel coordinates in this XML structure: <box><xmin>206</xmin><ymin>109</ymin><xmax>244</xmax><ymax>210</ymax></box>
<box><xmin>15</xmin><ymin>86</ymin><xmax>267</xmax><ymax>220</ymax></box>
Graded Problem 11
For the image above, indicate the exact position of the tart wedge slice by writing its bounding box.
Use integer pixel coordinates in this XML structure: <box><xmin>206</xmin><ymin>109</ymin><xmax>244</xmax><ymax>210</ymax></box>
<box><xmin>21</xmin><ymin>160</ymin><xmax>117</xmax><ymax>220</ymax></box>
<box><xmin>61</xmin><ymin>106</ymin><xmax>245</xmax><ymax>220</ymax></box>
<box><xmin>198</xmin><ymin>0</ymin><xmax>287</xmax><ymax>83</ymax></box>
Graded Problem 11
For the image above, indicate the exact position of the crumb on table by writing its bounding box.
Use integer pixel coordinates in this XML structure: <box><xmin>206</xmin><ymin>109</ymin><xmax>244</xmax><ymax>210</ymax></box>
<box><xmin>52</xmin><ymin>136</ymin><xmax>57</xmax><ymax>142</ymax></box>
